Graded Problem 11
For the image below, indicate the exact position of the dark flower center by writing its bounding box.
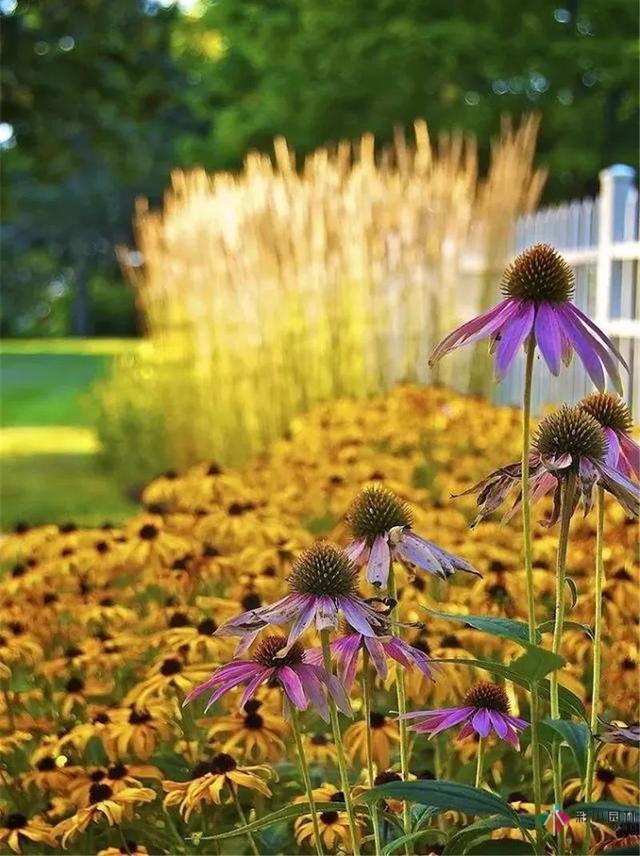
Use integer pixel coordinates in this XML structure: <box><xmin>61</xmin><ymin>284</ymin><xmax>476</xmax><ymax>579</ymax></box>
<box><xmin>595</xmin><ymin>767</ymin><xmax>616</xmax><ymax>784</ymax></box>
<box><xmin>253</xmin><ymin>635</ymin><xmax>304</xmax><ymax>668</ymax></box>
<box><xmin>14</xmin><ymin>522</ymin><xmax>30</xmax><ymax>533</ymax></box>
<box><xmin>90</xmin><ymin>769</ymin><xmax>107</xmax><ymax>782</ymax></box>
<box><xmin>374</xmin><ymin>771</ymin><xmax>402</xmax><ymax>786</ymax></box>
<box><xmin>346</xmin><ymin>486</ymin><xmax>412</xmax><ymax>545</ymax></box>
<box><xmin>579</xmin><ymin>392</ymin><xmax>633</xmax><ymax>434</ymax></box>
<box><xmin>622</xmin><ymin>657</ymin><xmax>636</xmax><ymax>671</ymax></box>
<box><xmin>288</xmin><ymin>542</ymin><xmax>358</xmax><ymax>597</ymax></box>
<box><xmin>501</xmin><ymin>243</ymin><xmax>574</xmax><ymax>304</ymax></box>
<box><xmin>168</xmin><ymin>612</ymin><xmax>191</xmax><ymax>628</ymax></box>
<box><xmin>330</xmin><ymin>791</ymin><xmax>345</xmax><ymax>802</ymax></box>
<box><xmin>244</xmin><ymin>713</ymin><xmax>264</xmax><ymax>730</ymax></box>
<box><xmin>507</xmin><ymin>791</ymin><xmax>530</xmax><ymax>803</ymax></box>
<box><xmin>5</xmin><ymin>813</ymin><xmax>27</xmax><ymax>830</ymax></box>
<box><xmin>164</xmin><ymin>469</ymin><xmax>178</xmax><ymax>479</ymax></box>
<box><xmin>243</xmin><ymin>699</ymin><xmax>261</xmax><ymax>714</ymax></box>
<box><xmin>65</xmin><ymin>676</ymin><xmax>85</xmax><ymax>694</ymax></box>
<box><xmin>95</xmin><ymin>541</ymin><xmax>110</xmax><ymax>554</ymax></box>
<box><xmin>107</xmin><ymin>764</ymin><xmax>128</xmax><ymax>780</ymax></box>
<box><xmin>160</xmin><ymin>658</ymin><xmax>182</xmax><ymax>676</ymax></box>
<box><xmin>171</xmin><ymin>556</ymin><xmax>190</xmax><ymax>571</ymax></box>
<box><xmin>11</xmin><ymin>564</ymin><xmax>26</xmax><ymax>578</ymax></box>
<box><xmin>319</xmin><ymin>811</ymin><xmax>340</xmax><ymax>824</ymax></box>
<box><xmin>310</xmin><ymin>734</ymin><xmax>328</xmax><ymax>746</ymax></box>
<box><xmin>203</xmin><ymin>544</ymin><xmax>220</xmax><ymax>557</ymax></box>
<box><xmin>464</xmin><ymin>681</ymin><xmax>510</xmax><ymax>713</ymax></box>
<box><xmin>197</xmin><ymin>618</ymin><xmax>217</xmax><ymax>636</ymax></box>
<box><xmin>139</xmin><ymin>524</ymin><xmax>159</xmax><ymax>541</ymax></box>
<box><xmin>65</xmin><ymin>645</ymin><xmax>83</xmax><ymax>658</ymax></box>
<box><xmin>191</xmin><ymin>753</ymin><xmax>237</xmax><ymax>778</ymax></box>
<box><xmin>129</xmin><ymin>708</ymin><xmax>152</xmax><ymax>725</ymax></box>
<box><xmin>369</xmin><ymin>712</ymin><xmax>386</xmax><ymax>729</ymax></box>
<box><xmin>534</xmin><ymin>405</ymin><xmax>606</xmax><ymax>463</ymax></box>
<box><xmin>241</xmin><ymin>593</ymin><xmax>262</xmax><ymax>611</ymax></box>
<box><xmin>60</xmin><ymin>522</ymin><xmax>77</xmax><ymax>533</ymax></box>
<box><xmin>441</xmin><ymin>634</ymin><xmax>462</xmax><ymax>648</ymax></box>
<box><xmin>36</xmin><ymin>757</ymin><xmax>56</xmax><ymax>771</ymax></box>
<box><xmin>89</xmin><ymin>782</ymin><xmax>114</xmax><ymax>803</ymax></box>
<box><xmin>417</xmin><ymin>769</ymin><xmax>436</xmax><ymax>779</ymax></box>
<box><xmin>207</xmin><ymin>463</ymin><xmax>222</xmax><ymax>476</ymax></box>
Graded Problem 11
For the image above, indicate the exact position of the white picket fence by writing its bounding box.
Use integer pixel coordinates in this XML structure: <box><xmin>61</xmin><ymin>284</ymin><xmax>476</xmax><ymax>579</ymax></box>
<box><xmin>496</xmin><ymin>164</ymin><xmax>640</xmax><ymax>416</ymax></box>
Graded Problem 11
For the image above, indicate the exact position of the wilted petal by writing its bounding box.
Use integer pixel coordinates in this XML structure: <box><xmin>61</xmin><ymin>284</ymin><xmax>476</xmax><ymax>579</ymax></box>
<box><xmin>395</xmin><ymin>531</ymin><xmax>449</xmax><ymax>579</ymax></box>
<box><xmin>345</xmin><ymin>539</ymin><xmax>367</xmax><ymax>564</ymax></box>
<box><xmin>578</xmin><ymin>457</ymin><xmax>598</xmax><ymax>516</ymax></box>
<box><xmin>619</xmin><ymin>434</ymin><xmax>640</xmax><ymax>479</ymax></box>
<box><xmin>595</xmin><ymin>462</ymin><xmax>640</xmax><ymax>519</ymax></box>
<box><xmin>367</xmin><ymin>535</ymin><xmax>390</xmax><ymax>587</ymax></box>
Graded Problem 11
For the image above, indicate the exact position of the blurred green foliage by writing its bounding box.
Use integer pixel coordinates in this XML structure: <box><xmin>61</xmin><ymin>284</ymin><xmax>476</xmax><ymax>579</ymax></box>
<box><xmin>2</xmin><ymin>0</ymin><xmax>638</xmax><ymax>337</ymax></box>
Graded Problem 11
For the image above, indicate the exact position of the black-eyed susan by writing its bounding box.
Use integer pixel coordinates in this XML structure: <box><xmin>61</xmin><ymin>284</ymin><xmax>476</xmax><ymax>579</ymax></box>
<box><xmin>0</xmin><ymin>812</ymin><xmax>56</xmax><ymax>854</ymax></box>
<box><xmin>53</xmin><ymin>783</ymin><xmax>156</xmax><ymax>847</ymax></box>
<box><xmin>343</xmin><ymin>712</ymin><xmax>399</xmax><ymax>770</ymax></box>
<box><xmin>564</xmin><ymin>765</ymin><xmax>640</xmax><ymax>803</ymax></box>
<box><xmin>294</xmin><ymin>784</ymin><xmax>364</xmax><ymax>853</ymax></box>
<box><xmin>98</xmin><ymin>843</ymin><xmax>149</xmax><ymax>856</ymax></box>
<box><xmin>162</xmin><ymin>754</ymin><xmax>274</xmax><ymax>820</ymax></box>
<box><xmin>124</xmin><ymin>656</ymin><xmax>212</xmax><ymax>707</ymax></box>
<box><xmin>204</xmin><ymin>699</ymin><xmax>288</xmax><ymax>761</ymax></box>
<box><xmin>104</xmin><ymin>701</ymin><xmax>175</xmax><ymax>761</ymax></box>
<box><xmin>302</xmin><ymin>732</ymin><xmax>338</xmax><ymax>766</ymax></box>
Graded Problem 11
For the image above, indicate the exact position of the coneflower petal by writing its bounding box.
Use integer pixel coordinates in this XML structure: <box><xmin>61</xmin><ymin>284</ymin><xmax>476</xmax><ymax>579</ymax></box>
<box><xmin>535</xmin><ymin>302</ymin><xmax>563</xmax><ymax>375</ymax></box>
<box><xmin>279</xmin><ymin>666</ymin><xmax>308</xmax><ymax>710</ymax></box>
<box><xmin>367</xmin><ymin>535</ymin><xmax>390</xmax><ymax>587</ymax></box>
<box><xmin>472</xmin><ymin>709</ymin><xmax>491</xmax><ymax>737</ymax></box>
<box><xmin>429</xmin><ymin>298</ymin><xmax>519</xmax><ymax>365</ymax></box>
<box><xmin>567</xmin><ymin>303</ymin><xmax>630</xmax><ymax>372</ymax></box>
<box><xmin>495</xmin><ymin>301</ymin><xmax>535</xmax><ymax>379</ymax></box>
<box><xmin>619</xmin><ymin>433</ymin><xmax>640</xmax><ymax>478</ymax></box>
<box><xmin>557</xmin><ymin>306</ymin><xmax>606</xmax><ymax>391</ymax></box>
<box><xmin>364</xmin><ymin>636</ymin><xmax>388</xmax><ymax>680</ymax></box>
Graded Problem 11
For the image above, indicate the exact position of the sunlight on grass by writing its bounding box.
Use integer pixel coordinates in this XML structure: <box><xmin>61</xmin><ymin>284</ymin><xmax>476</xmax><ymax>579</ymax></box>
<box><xmin>0</xmin><ymin>426</ymin><xmax>100</xmax><ymax>457</ymax></box>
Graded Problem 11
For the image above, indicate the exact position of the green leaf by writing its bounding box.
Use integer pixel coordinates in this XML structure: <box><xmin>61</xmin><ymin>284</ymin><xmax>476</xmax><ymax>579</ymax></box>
<box><xmin>543</xmin><ymin>718</ymin><xmax>591</xmax><ymax>776</ymax></box>
<box><xmin>354</xmin><ymin>779</ymin><xmax>520</xmax><ymax>822</ymax></box>
<box><xmin>565</xmin><ymin>576</ymin><xmax>579</xmax><ymax>611</ymax></box>
<box><xmin>423</xmin><ymin>606</ymin><xmax>537</xmax><ymax>646</ymax></box>
<box><xmin>382</xmin><ymin>827</ymin><xmax>445</xmax><ymax>855</ymax></box>
<box><xmin>84</xmin><ymin>736</ymin><xmax>108</xmax><ymax>766</ymax></box>
<box><xmin>195</xmin><ymin>801</ymin><xmax>346</xmax><ymax>840</ymax></box>
<box><xmin>468</xmin><ymin>840</ymin><xmax>535</xmax><ymax>854</ymax></box>
<box><xmin>433</xmin><ymin>657</ymin><xmax>587</xmax><ymax>720</ymax></box>
<box><xmin>538</xmin><ymin>619</ymin><xmax>592</xmax><ymax>638</ymax></box>
<box><xmin>509</xmin><ymin>648</ymin><xmax>565</xmax><ymax>682</ymax></box>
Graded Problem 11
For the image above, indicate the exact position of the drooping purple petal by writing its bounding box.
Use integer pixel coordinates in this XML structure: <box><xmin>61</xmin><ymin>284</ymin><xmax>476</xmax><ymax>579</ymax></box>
<box><xmin>557</xmin><ymin>306</ymin><xmax>606</xmax><ymax>391</ymax></box>
<box><xmin>239</xmin><ymin>669</ymin><xmax>270</xmax><ymax>709</ymax></box>
<box><xmin>504</xmin><ymin>714</ymin><xmax>529</xmax><ymax>731</ymax></box>
<box><xmin>488</xmin><ymin>711</ymin><xmax>508</xmax><ymax>739</ymax></box>
<box><xmin>279</xmin><ymin>666</ymin><xmax>308</xmax><ymax>710</ymax></box>
<box><xmin>427</xmin><ymin>543</ymin><xmax>480</xmax><ymax>577</ymax></box>
<box><xmin>425</xmin><ymin>707</ymin><xmax>474</xmax><ymax>736</ymax></box>
<box><xmin>364</xmin><ymin>636</ymin><xmax>388</xmax><ymax>680</ymax></box>
<box><xmin>429</xmin><ymin>299</ymin><xmax>520</xmax><ymax>365</ymax></box>
<box><xmin>340</xmin><ymin>597</ymin><xmax>379</xmax><ymax>637</ymax></box>
<box><xmin>367</xmin><ymin>535</ymin><xmax>390</xmax><ymax>587</ymax></box>
<box><xmin>204</xmin><ymin>670</ymin><xmax>266</xmax><ymax>711</ymax></box>
<box><xmin>314</xmin><ymin>595</ymin><xmax>340</xmax><ymax>632</ymax></box>
<box><xmin>456</xmin><ymin>721</ymin><xmax>476</xmax><ymax>740</ymax></box>
<box><xmin>472</xmin><ymin>709</ymin><xmax>492</xmax><ymax>738</ymax></box>
<box><xmin>603</xmin><ymin>427</ymin><xmax>621</xmax><ymax>469</ymax></box>
<box><xmin>394</xmin><ymin>531</ymin><xmax>449</xmax><ymax>579</ymax></box>
<box><xmin>333</xmin><ymin>634</ymin><xmax>362</xmax><ymax>689</ymax></box>
<box><xmin>534</xmin><ymin>302</ymin><xmax>563</xmax><ymax>375</ymax></box>
<box><xmin>503</xmin><ymin>726</ymin><xmax>521</xmax><ymax>748</ymax></box>
<box><xmin>381</xmin><ymin>637</ymin><xmax>413</xmax><ymax>673</ymax></box>
<box><xmin>563</xmin><ymin>306</ymin><xmax>625</xmax><ymax>394</ymax></box>
<box><xmin>595</xmin><ymin>462</ymin><xmax>640</xmax><ymax>519</ymax></box>
<box><xmin>325</xmin><ymin>672</ymin><xmax>353</xmax><ymax>717</ymax></box>
<box><xmin>285</xmin><ymin>597</ymin><xmax>317</xmax><ymax>644</ymax></box>
<box><xmin>294</xmin><ymin>664</ymin><xmax>329</xmax><ymax>721</ymax></box>
<box><xmin>578</xmin><ymin>457</ymin><xmax>598</xmax><ymax>516</ymax></box>
<box><xmin>619</xmin><ymin>433</ymin><xmax>640</xmax><ymax>479</ymax></box>
<box><xmin>567</xmin><ymin>303</ymin><xmax>630</xmax><ymax>372</ymax></box>
<box><xmin>495</xmin><ymin>301</ymin><xmax>536</xmax><ymax>379</ymax></box>
<box><xmin>183</xmin><ymin>662</ymin><xmax>256</xmax><ymax>704</ymax></box>
<box><xmin>345</xmin><ymin>539</ymin><xmax>367</xmax><ymax>564</ymax></box>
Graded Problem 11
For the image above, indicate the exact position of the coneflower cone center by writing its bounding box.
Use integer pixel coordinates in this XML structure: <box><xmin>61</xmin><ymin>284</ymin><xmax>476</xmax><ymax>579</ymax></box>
<box><xmin>580</xmin><ymin>392</ymin><xmax>633</xmax><ymax>434</ymax></box>
<box><xmin>534</xmin><ymin>405</ymin><xmax>606</xmax><ymax>463</ymax></box>
<box><xmin>464</xmin><ymin>681</ymin><xmax>510</xmax><ymax>713</ymax></box>
<box><xmin>253</xmin><ymin>634</ymin><xmax>304</xmax><ymax>667</ymax></box>
<box><xmin>346</xmin><ymin>486</ymin><xmax>412</xmax><ymax>545</ymax></box>
<box><xmin>289</xmin><ymin>543</ymin><xmax>358</xmax><ymax>597</ymax></box>
<box><xmin>501</xmin><ymin>243</ymin><xmax>574</xmax><ymax>304</ymax></box>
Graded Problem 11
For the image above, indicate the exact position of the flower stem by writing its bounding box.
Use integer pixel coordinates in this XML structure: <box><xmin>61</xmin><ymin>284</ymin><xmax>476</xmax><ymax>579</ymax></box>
<box><xmin>550</xmin><ymin>472</ymin><xmax>577</xmax><ymax>856</ymax></box>
<box><xmin>387</xmin><ymin>563</ymin><xmax>412</xmax><ymax>856</ymax></box>
<box><xmin>231</xmin><ymin>785</ymin><xmax>260</xmax><ymax>856</ymax></box>
<box><xmin>290</xmin><ymin>706</ymin><xmax>324</xmax><ymax>856</ymax></box>
<box><xmin>474</xmin><ymin>737</ymin><xmax>485</xmax><ymax>789</ymax></box>
<box><xmin>320</xmin><ymin>629</ymin><xmax>361</xmax><ymax>856</ymax></box>
<box><xmin>583</xmin><ymin>485</ymin><xmax>605</xmax><ymax>849</ymax></box>
<box><xmin>361</xmin><ymin>648</ymin><xmax>383</xmax><ymax>856</ymax></box>
<box><xmin>520</xmin><ymin>337</ymin><xmax>543</xmax><ymax>851</ymax></box>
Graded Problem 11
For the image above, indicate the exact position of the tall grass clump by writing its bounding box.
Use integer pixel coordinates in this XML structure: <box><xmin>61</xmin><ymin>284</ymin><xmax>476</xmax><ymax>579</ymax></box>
<box><xmin>95</xmin><ymin>117</ymin><xmax>544</xmax><ymax>479</ymax></box>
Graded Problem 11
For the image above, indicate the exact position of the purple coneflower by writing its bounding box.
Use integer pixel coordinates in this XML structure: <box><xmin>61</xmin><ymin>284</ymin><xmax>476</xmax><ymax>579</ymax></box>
<box><xmin>579</xmin><ymin>392</ymin><xmax>639</xmax><ymax>479</ymax></box>
<box><xmin>344</xmin><ymin>486</ymin><xmax>479</xmax><ymax>587</ymax></box>
<box><xmin>429</xmin><ymin>243</ymin><xmax>628</xmax><ymax>391</ymax></box>
<box><xmin>183</xmin><ymin>635</ymin><xmax>351</xmax><ymax>722</ymax></box>
<box><xmin>308</xmin><ymin>621</ymin><xmax>435</xmax><ymax>690</ymax></box>
<box><xmin>458</xmin><ymin>405</ymin><xmax>640</xmax><ymax>527</ymax></box>
<box><xmin>214</xmin><ymin>542</ymin><xmax>391</xmax><ymax>648</ymax></box>
<box><xmin>402</xmin><ymin>681</ymin><xmax>528</xmax><ymax>748</ymax></box>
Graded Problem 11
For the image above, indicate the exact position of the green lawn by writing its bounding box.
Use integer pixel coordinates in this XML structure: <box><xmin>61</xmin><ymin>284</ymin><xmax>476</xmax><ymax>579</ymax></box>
<box><xmin>1</xmin><ymin>340</ymin><xmax>140</xmax><ymax>529</ymax></box>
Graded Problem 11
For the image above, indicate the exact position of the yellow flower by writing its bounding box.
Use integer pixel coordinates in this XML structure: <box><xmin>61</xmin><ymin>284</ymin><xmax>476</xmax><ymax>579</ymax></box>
<box><xmin>0</xmin><ymin>812</ymin><xmax>55</xmax><ymax>854</ymax></box>
<box><xmin>204</xmin><ymin>700</ymin><xmax>288</xmax><ymax>762</ymax></box>
<box><xmin>162</xmin><ymin>754</ymin><xmax>274</xmax><ymax>821</ymax></box>
<box><xmin>294</xmin><ymin>784</ymin><xmax>364</xmax><ymax>853</ymax></box>
<box><xmin>343</xmin><ymin>712</ymin><xmax>399</xmax><ymax>770</ymax></box>
<box><xmin>564</xmin><ymin>765</ymin><xmax>640</xmax><ymax>803</ymax></box>
<box><xmin>124</xmin><ymin>656</ymin><xmax>212</xmax><ymax>707</ymax></box>
<box><xmin>301</xmin><ymin>732</ymin><xmax>338</xmax><ymax>766</ymax></box>
<box><xmin>104</xmin><ymin>701</ymin><xmax>176</xmax><ymax>761</ymax></box>
<box><xmin>53</xmin><ymin>784</ymin><xmax>156</xmax><ymax>847</ymax></box>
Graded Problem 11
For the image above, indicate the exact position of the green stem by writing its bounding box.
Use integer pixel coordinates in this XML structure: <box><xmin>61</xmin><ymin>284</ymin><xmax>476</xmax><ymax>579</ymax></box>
<box><xmin>474</xmin><ymin>737</ymin><xmax>485</xmax><ymax>789</ymax></box>
<box><xmin>320</xmin><ymin>629</ymin><xmax>361</xmax><ymax>856</ymax></box>
<box><xmin>550</xmin><ymin>473</ymin><xmax>577</xmax><ymax>856</ymax></box>
<box><xmin>583</xmin><ymin>485</ymin><xmax>605</xmax><ymax>850</ymax></box>
<box><xmin>362</xmin><ymin>648</ymin><xmax>383</xmax><ymax>856</ymax></box>
<box><xmin>291</xmin><ymin>706</ymin><xmax>324</xmax><ymax>856</ymax></box>
<box><xmin>387</xmin><ymin>564</ymin><xmax>411</xmax><ymax>856</ymax></box>
<box><xmin>231</xmin><ymin>785</ymin><xmax>260</xmax><ymax>856</ymax></box>
<box><xmin>520</xmin><ymin>339</ymin><xmax>543</xmax><ymax>852</ymax></box>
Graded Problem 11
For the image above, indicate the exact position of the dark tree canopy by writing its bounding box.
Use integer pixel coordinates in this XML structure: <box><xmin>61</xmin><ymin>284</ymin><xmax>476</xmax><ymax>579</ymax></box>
<box><xmin>2</xmin><ymin>0</ymin><xmax>638</xmax><ymax>335</ymax></box>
